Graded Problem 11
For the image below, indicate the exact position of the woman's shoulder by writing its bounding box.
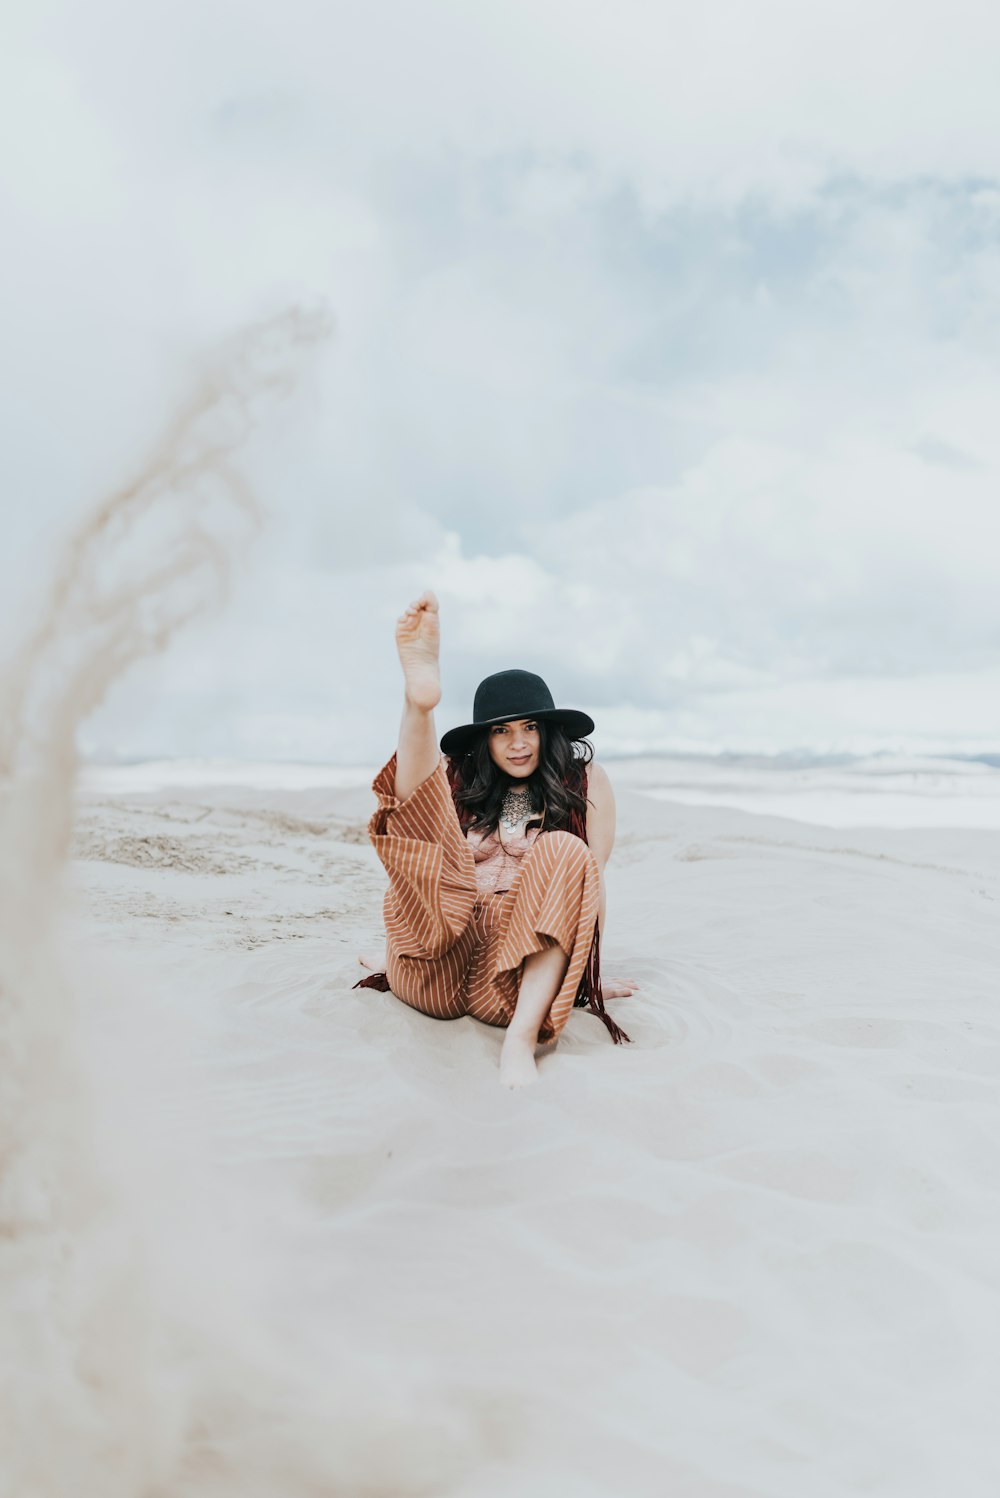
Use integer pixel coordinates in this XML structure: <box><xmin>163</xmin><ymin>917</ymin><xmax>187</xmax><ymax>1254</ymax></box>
<box><xmin>584</xmin><ymin>760</ymin><xmax>613</xmax><ymax>794</ymax></box>
<box><xmin>584</xmin><ymin>761</ymin><xmax>616</xmax><ymax>824</ymax></box>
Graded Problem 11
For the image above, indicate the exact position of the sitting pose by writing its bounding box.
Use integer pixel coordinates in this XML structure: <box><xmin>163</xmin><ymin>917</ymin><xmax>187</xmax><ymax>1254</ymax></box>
<box><xmin>356</xmin><ymin>590</ymin><xmax>636</xmax><ymax>1087</ymax></box>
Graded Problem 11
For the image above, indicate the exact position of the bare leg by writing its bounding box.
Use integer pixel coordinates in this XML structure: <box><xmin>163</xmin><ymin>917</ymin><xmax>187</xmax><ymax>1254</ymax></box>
<box><xmin>356</xmin><ymin>591</ymin><xmax>442</xmax><ymax>970</ymax></box>
<box><xmin>394</xmin><ymin>591</ymin><xmax>442</xmax><ymax>802</ymax></box>
<box><xmin>499</xmin><ymin>942</ymin><xmax>570</xmax><ymax>1089</ymax></box>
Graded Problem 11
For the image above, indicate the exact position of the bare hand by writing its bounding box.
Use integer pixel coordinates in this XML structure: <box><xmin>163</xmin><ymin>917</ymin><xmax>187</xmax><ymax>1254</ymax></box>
<box><xmin>601</xmin><ymin>978</ymin><xmax>639</xmax><ymax>999</ymax></box>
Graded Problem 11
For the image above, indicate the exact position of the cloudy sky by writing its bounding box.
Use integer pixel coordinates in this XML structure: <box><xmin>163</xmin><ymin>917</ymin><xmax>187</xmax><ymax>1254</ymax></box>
<box><xmin>3</xmin><ymin>0</ymin><xmax>1000</xmax><ymax>763</ymax></box>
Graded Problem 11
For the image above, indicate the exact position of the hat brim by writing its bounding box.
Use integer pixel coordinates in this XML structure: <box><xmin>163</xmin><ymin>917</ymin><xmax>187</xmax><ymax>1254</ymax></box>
<box><xmin>440</xmin><ymin>708</ymin><xmax>595</xmax><ymax>757</ymax></box>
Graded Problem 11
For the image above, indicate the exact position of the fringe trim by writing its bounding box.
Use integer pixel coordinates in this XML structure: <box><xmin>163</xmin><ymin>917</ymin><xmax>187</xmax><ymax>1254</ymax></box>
<box><xmin>575</xmin><ymin>919</ymin><xmax>631</xmax><ymax>1045</ymax></box>
<box><xmin>353</xmin><ymin>971</ymin><xmax>392</xmax><ymax>992</ymax></box>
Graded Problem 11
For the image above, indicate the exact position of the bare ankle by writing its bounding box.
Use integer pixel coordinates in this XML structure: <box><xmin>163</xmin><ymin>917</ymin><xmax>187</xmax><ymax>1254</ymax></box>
<box><xmin>499</xmin><ymin>1031</ymin><xmax>539</xmax><ymax>1088</ymax></box>
<box><xmin>396</xmin><ymin>700</ymin><xmax>440</xmax><ymax>800</ymax></box>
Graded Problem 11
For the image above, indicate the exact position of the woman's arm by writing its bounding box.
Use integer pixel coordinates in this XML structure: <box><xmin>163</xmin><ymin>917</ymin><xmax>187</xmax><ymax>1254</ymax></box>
<box><xmin>585</xmin><ymin>761</ymin><xmax>616</xmax><ymax>939</ymax></box>
<box><xmin>585</xmin><ymin>763</ymin><xmax>638</xmax><ymax>999</ymax></box>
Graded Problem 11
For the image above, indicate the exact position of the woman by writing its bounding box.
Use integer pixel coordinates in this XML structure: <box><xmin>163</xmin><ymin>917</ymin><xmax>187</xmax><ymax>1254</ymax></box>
<box><xmin>356</xmin><ymin>590</ymin><xmax>637</xmax><ymax>1087</ymax></box>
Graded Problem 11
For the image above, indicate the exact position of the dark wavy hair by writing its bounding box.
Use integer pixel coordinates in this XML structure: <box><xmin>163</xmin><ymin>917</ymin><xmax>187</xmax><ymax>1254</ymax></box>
<box><xmin>445</xmin><ymin>721</ymin><xmax>594</xmax><ymax>839</ymax></box>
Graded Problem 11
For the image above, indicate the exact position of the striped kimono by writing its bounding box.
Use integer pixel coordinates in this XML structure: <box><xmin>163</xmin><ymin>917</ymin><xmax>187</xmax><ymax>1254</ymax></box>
<box><xmin>355</xmin><ymin>753</ymin><xmax>629</xmax><ymax>1044</ymax></box>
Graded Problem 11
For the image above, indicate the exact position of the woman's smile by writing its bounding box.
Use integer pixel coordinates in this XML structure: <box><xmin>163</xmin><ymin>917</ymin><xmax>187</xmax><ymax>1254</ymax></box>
<box><xmin>505</xmin><ymin>750</ymin><xmax>537</xmax><ymax>774</ymax></box>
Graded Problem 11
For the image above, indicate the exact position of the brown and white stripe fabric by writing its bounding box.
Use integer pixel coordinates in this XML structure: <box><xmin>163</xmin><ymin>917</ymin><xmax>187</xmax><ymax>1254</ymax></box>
<box><xmin>367</xmin><ymin>752</ymin><xmax>600</xmax><ymax>1043</ymax></box>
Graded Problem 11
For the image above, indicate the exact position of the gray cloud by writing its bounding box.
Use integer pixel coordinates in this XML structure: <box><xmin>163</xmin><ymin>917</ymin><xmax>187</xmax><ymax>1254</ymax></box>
<box><xmin>3</xmin><ymin>2</ymin><xmax>1000</xmax><ymax>760</ymax></box>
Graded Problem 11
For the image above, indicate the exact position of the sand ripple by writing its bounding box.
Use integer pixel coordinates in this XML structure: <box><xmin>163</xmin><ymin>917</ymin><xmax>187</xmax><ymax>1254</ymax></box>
<box><xmin>57</xmin><ymin>781</ymin><xmax>1000</xmax><ymax>1496</ymax></box>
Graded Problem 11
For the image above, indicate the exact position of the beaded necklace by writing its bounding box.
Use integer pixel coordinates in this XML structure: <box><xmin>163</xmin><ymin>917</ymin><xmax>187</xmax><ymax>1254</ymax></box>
<box><xmin>499</xmin><ymin>784</ymin><xmax>536</xmax><ymax>834</ymax></box>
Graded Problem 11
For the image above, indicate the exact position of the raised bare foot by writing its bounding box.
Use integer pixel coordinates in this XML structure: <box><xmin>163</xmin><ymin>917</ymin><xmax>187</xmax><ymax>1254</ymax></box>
<box><xmin>358</xmin><ymin>949</ymin><xmax>388</xmax><ymax>972</ymax></box>
<box><xmin>499</xmin><ymin>1030</ymin><xmax>539</xmax><ymax>1089</ymax></box>
<box><xmin>396</xmin><ymin>591</ymin><xmax>441</xmax><ymax>712</ymax></box>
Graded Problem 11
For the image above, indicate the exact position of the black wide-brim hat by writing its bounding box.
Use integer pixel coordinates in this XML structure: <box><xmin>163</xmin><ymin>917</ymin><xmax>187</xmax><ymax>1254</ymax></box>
<box><xmin>440</xmin><ymin>669</ymin><xmax>595</xmax><ymax>756</ymax></box>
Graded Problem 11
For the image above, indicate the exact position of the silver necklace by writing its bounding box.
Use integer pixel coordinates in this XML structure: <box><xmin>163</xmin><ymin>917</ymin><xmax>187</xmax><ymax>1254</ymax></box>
<box><xmin>500</xmin><ymin>784</ymin><xmax>535</xmax><ymax>833</ymax></box>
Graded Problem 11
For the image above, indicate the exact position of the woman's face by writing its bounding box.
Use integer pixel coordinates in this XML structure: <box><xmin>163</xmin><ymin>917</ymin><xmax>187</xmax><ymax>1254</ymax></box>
<box><xmin>487</xmin><ymin>719</ymin><xmax>541</xmax><ymax>779</ymax></box>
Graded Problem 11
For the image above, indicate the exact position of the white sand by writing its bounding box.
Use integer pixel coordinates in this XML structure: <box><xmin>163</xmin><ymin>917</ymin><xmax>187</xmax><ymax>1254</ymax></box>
<box><xmin>56</xmin><ymin>772</ymin><xmax>1000</xmax><ymax>1497</ymax></box>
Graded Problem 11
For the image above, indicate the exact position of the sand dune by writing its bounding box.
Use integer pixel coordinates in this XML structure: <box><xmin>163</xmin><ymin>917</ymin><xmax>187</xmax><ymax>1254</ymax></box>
<box><xmin>56</xmin><ymin>774</ymin><xmax>1000</xmax><ymax>1497</ymax></box>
